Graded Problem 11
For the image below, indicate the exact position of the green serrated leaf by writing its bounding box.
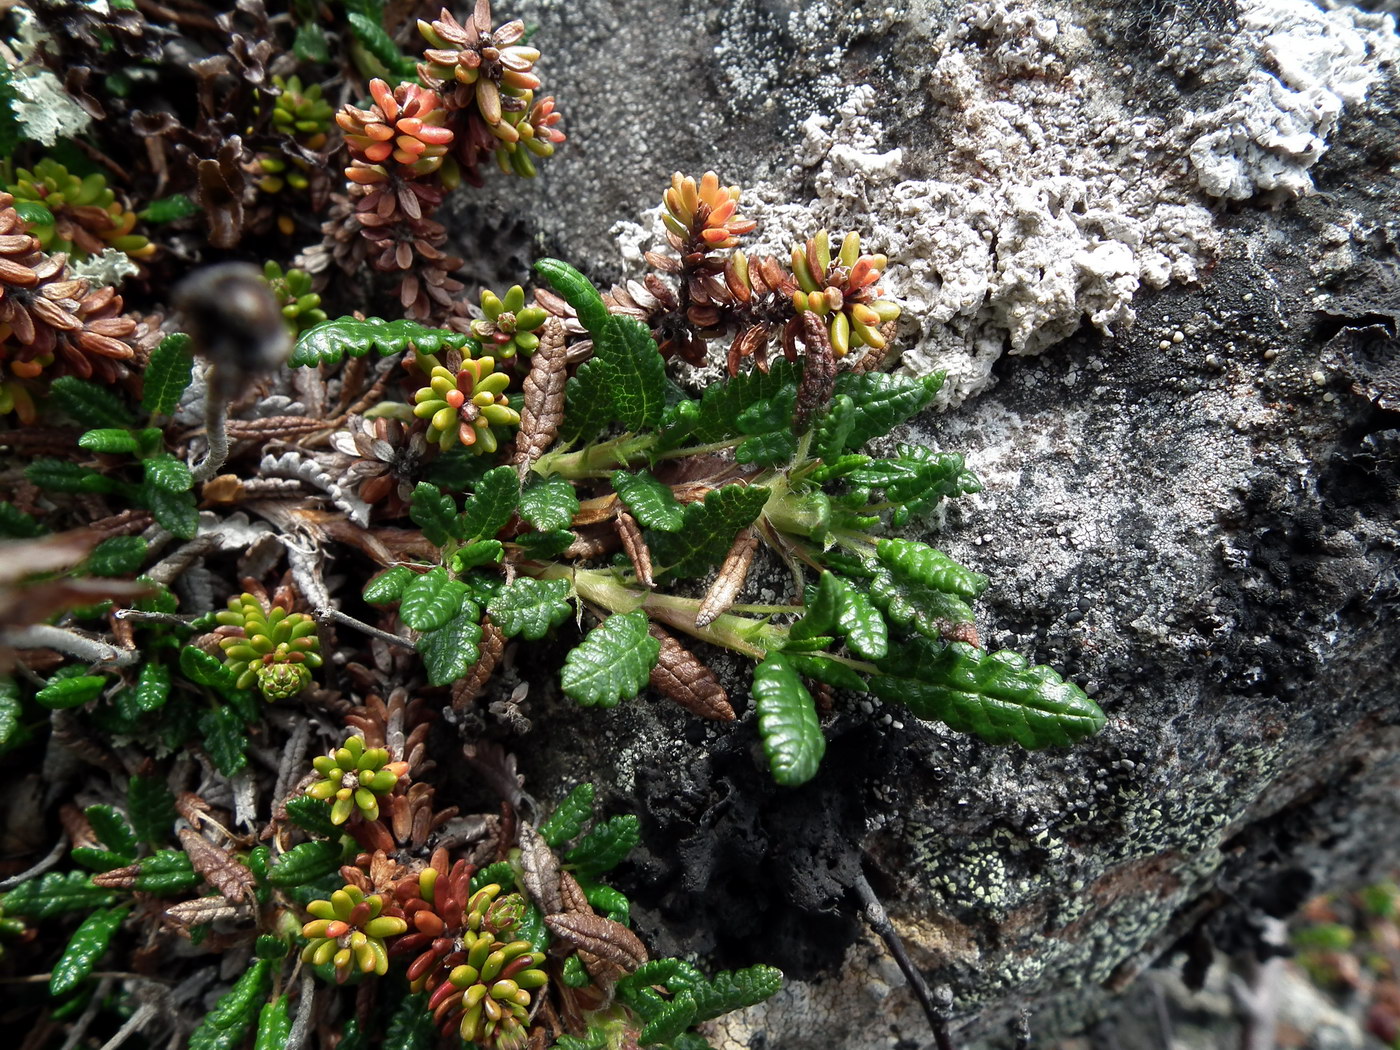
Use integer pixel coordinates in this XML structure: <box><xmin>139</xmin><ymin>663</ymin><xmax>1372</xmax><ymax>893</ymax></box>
<box><xmin>832</xmin><ymin>371</ymin><xmax>943</xmax><ymax>452</ymax></box>
<box><xmin>560</xmin><ymin>955</ymin><xmax>593</xmax><ymax>990</ymax></box>
<box><xmin>782</xmin><ymin>652</ymin><xmax>869</xmax><ymax>692</ymax></box>
<box><xmin>83</xmin><ymin>536</ymin><xmax>147</xmax><ymax>577</ymax></box>
<box><xmin>678</xmin><ymin>359</ymin><xmax>799</xmax><ymax>447</ymax></box>
<box><xmin>409</xmin><ymin>482</ymin><xmax>456</xmax><ymax>547</ymax></box>
<box><xmin>592</xmin><ymin>316</ymin><xmax>667</xmax><ymax>431</ymax></box>
<box><xmin>791</xmin><ymin>573</ymin><xmax>842</xmax><ymax>642</ymax></box>
<box><xmin>267</xmin><ymin>839</ymin><xmax>344</xmax><ymax>887</ymax></box>
<box><xmin>561</xmin><ymin>360</ymin><xmax>614</xmax><ymax>445</ymax></box>
<box><xmin>144</xmin><ymin>484</ymin><xmax>199</xmax><ymax>539</ymax></box>
<box><xmin>562</xmin><ymin>610</ymin><xmax>660</xmax><ymax>708</ymax></box>
<box><xmin>133</xmin><ymin>849</ymin><xmax>200</xmax><ymax>893</ymax></box>
<box><xmin>254</xmin><ymin>995</ymin><xmax>292</xmax><ymax>1050</ymax></box>
<box><xmin>417</xmin><ymin>595</ymin><xmax>482</xmax><ymax>686</ymax></box>
<box><xmin>871</xmin><ymin>640</ymin><xmax>1106</xmax><ymax>748</ymax></box>
<box><xmin>690</xmin><ymin>964</ymin><xmax>784</xmax><ymax>1023</ymax></box>
<box><xmin>292</xmin><ymin>19</ymin><xmax>331</xmax><ymax>62</ymax></box>
<box><xmin>814</xmin><ymin>394</ymin><xmax>857</xmax><ymax>463</ymax></box>
<box><xmin>50</xmin><ymin>905</ymin><xmax>128</xmax><ymax>996</ymax></box>
<box><xmin>128</xmin><ymin>663</ymin><xmax>167</xmax><ymax>714</ymax></box>
<box><xmin>141</xmin><ymin>333</ymin><xmax>195</xmax><ymax>416</ymax></box>
<box><xmin>72</xmin><ymin>847</ymin><xmax>137</xmax><ymax>872</ymax></box>
<box><xmin>876</xmin><ymin>538</ymin><xmax>988</xmax><ymax>600</ymax></box>
<box><xmin>487</xmin><ymin>577</ymin><xmax>572</xmax><ymax>640</ymax></box>
<box><xmin>85</xmin><ymin>804</ymin><xmax>137</xmax><ymax>859</ymax></box>
<box><xmin>36</xmin><ymin>674</ymin><xmax>106</xmax><ymax>709</ymax></box>
<box><xmin>198</xmin><ymin>706</ymin><xmax>248</xmax><ymax>776</ymax></box>
<box><xmin>583</xmin><ymin>883</ymin><xmax>631</xmax><ymax>925</ymax></box>
<box><xmin>143</xmin><ymin>454</ymin><xmax>193</xmax><ymax>494</ymax></box>
<box><xmin>284</xmin><ymin>795</ymin><xmax>339</xmax><ymax>838</ymax></box>
<box><xmin>650</xmin><ymin>484</ymin><xmax>771</xmax><ymax>579</ymax></box>
<box><xmin>828</xmin><ymin>573</ymin><xmax>888</xmax><ymax>660</ymax></box>
<box><xmin>470</xmin><ymin>860</ymin><xmax>516</xmax><ymax>894</ymax></box>
<box><xmin>345</xmin><ymin>11</ymin><xmax>419</xmax><ymax>78</ymax></box>
<box><xmin>0</xmin><ymin>678</ymin><xmax>19</xmax><ymax>752</ymax></box>
<box><xmin>24</xmin><ymin>458</ymin><xmax>99</xmax><ymax>494</ymax></box>
<box><xmin>869</xmin><ymin>565</ymin><xmax>975</xmax><ymax>641</ymax></box>
<box><xmin>640</xmin><ymin>990</ymin><xmax>697</xmax><ymax>1046</ymax></box>
<box><xmin>128</xmin><ymin>774</ymin><xmax>176</xmax><ymax>845</ymax></box>
<box><xmin>565</xmin><ymin>814</ymin><xmax>640</xmax><ymax>878</ymax></box>
<box><xmin>290</xmin><ymin>316</ymin><xmax>471</xmax><ymax>368</ymax></box>
<box><xmin>1</xmin><ymin>871</ymin><xmax>116</xmax><ymax>918</ymax></box>
<box><xmin>533</xmin><ymin>258</ymin><xmax>610</xmax><ymax>335</ymax></box>
<box><xmin>180</xmin><ymin>645</ymin><xmax>237</xmax><ymax>690</ymax></box>
<box><xmin>0</xmin><ymin>501</ymin><xmax>44</xmax><ymax>538</ymax></box>
<box><xmin>382</xmin><ymin>992</ymin><xmax>436</xmax><ymax>1050</ymax></box>
<box><xmin>450</xmin><ymin>539</ymin><xmax>504</xmax><ymax>571</ymax></box>
<box><xmin>137</xmin><ymin>195</ymin><xmax>200</xmax><ymax>225</ymax></box>
<box><xmin>734</xmin><ymin>386</ymin><xmax>800</xmax><ymax>466</ymax></box>
<box><xmin>612</xmin><ymin>470</ymin><xmax>684</xmax><ymax>531</ymax></box>
<box><xmin>538</xmin><ymin>783</ymin><xmax>595</xmax><ymax>848</ymax></box>
<box><xmin>78</xmin><ymin>427</ymin><xmax>141</xmax><ymax>454</ymax></box>
<box><xmin>753</xmin><ymin>653</ymin><xmax>825</xmax><ymax>787</ymax></box>
<box><xmin>399</xmin><ymin>567</ymin><xmax>467</xmax><ymax>631</ymax></box>
<box><xmin>363</xmin><ymin>565</ymin><xmax>415</xmax><ymax>604</ymax></box>
<box><xmin>189</xmin><ymin>960</ymin><xmax>271</xmax><ymax>1050</ymax></box>
<box><xmin>519</xmin><ymin>475</ymin><xmax>579</xmax><ymax>532</ymax></box>
<box><xmin>736</xmin><ymin>428</ymin><xmax>798</xmax><ymax>466</ymax></box>
<box><xmin>49</xmin><ymin>375</ymin><xmax>135</xmax><ymax>429</ymax></box>
<box><xmin>458</xmin><ymin>466</ymin><xmax>519</xmax><ymax>542</ymax></box>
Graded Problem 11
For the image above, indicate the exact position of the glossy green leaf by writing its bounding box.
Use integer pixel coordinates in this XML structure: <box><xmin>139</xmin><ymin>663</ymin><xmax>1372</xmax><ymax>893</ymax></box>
<box><xmin>84</xmin><ymin>536</ymin><xmax>147</xmax><ymax>577</ymax></box>
<box><xmin>592</xmin><ymin>316</ymin><xmax>667</xmax><ymax>431</ymax></box>
<box><xmin>198</xmin><ymin>706</ymin><xmax>248</xmax><ymax>776</ymax></box>
<box><xmin>561</xmin><ymin>610</ymin><xmax>659</xmax><ymax>708</ymax></box>
<box><xmin>487</xmin><ymin>577</ymin><xmax>572</xmax><ymax>640</ymax></box>
<box><xmin>650</xmin><ymin>484</ymin><xmax>771</xmax><ymax>579</ymax></box>
<box><xmin>612</xmin><ymin>469</ymin><xmax>684</xmax><ymax>531</ymax></box>
<box><xmin>876</xmin><ymin>538</ymin><xmax>988</xmax><ymax>600</ymax></box>
<box><xmin>690</xmin><ymin>964</ymin><xmax>784</xmax><ymax>1023</ymax></box>
<box><xmin>254</xmin><ymin>995</ymin><xmax>291</xmax><ymax>1050</ymax></box>
<box><xmin>565</xmin><ymin>814</ymin><xmax>640</xmax><ymax>878</ymax></box>
<box><xmin>416</xmin><ymin>594</ymin><xmax>482</xmax><ymax>686</ymax></box>
<box><xmin>266</xmin><ymin>840</ymin><xmax>343</xmax><ymax>887</ymax></box>
<box><xmin>450</xmin><ymin>539</ymin><xmax>504</xmax><ymax>571</ymax></box>
<box><xmin>362</xmin><ymin>565</ymin><xmax>414</xmax><ymax>604</ymax></box>
<box><xmin>791</xmin><ymin>572</ymin><xmax>842</xmax><ymax>642</ymax></box>
<box><xmin>0</xmin><ymin>677</ymin><xmax>19</xmax><ymax>751</ymax></box>
<box><xmin>1</xmin><ymin>871</ymin><xmax>116</xmax><ymax>918</ymax></box>
<box><xmin>128</xmin><ymin>774</ymin><xmax>176</xmax><ymax>845</ymax></box>
<box><xmin>189</xmin><ymin>960</ymin><xmax>271</xmax><ymax>1050</ymax></box>
<box><xmin>138</xmin><ymin>195</ymin><xmax>200</xmax><ymax>225</ymax></box>
<box><xmin>141</xmin><ymin>333</ymin><xmax>194</xmax><ymax>416</ymax></box>
<box><xmin>132</xmin><ymin>849</ymin><xmax>200</xmax><ymax>893</ymax></box>
<box><xmin>871</xmin><ymin>640</ymin><xmax>1106</xmax><ymax>748</ymax></box>
<box><xmin>345</xmin><ymin>11</ymin><xmax>419</xmax><ymax>79</ymax></box>
<box><xmin>144</xmin><ymin>484</ymin><xmax>199</xmax><ymax>539</ymax></box>
<box><xmin>831</xmin><ymin>371</ymin><xmax>943</xmax><ymax>452</ymax></box>
<box><xmin>560</xmin><ymin>955</ymin><xmax>593</xmax><ymax>990</ymax></box>
<box><xmin>78</xmin><ymin>427</ymin><xmax>140</xmax><ymax>454</ymax></box>
<box><xmin>290</xmin><ymin>316</ymin><xmax>472</xmax><ymax>368</ymax></box>
<box><xmin>519</xmin><ymin>475</ymin><xmax>579</xmax><ymax>532</ymax></box>
<box><xmin>49</xmin><ymin>375</ymin><xmax>135</xmax><ymax>429</ymax></box>
<box><xmin>458</xmin><ymin>465</ymin><xmax>520</xmax><ymax>543</ymax></box>
<box><xmin>781</xmin><ymin>652</ymin><xmax>869</xmax><ymax>693</ymax></box>
<box><xmin>561</xmin><ymin>360</ymin><xmax>613</xmax><ymax>445</ymax></box>
<box><xmin>180</xmin><ymin>645</ymin><xmax>237</xmax><ymax>691</ymax></box>
<box><xmin>71</xmin><ymin>847</ymin><xmax>137</xmax><ymax>872</ymax></box>
<box><xmin>35</xmin><ymin>674</ymin><xmax>106</xmax><ymax>709</ymax></box>
<box><xmin>752</xmin><ymin>653</ymin><xmax>825</xmax><ymax>786</ymax></box>
<box><xmin>0</xmin><ymin>501</ymin><xmax>44</xmax><ymax>538</ymax></box>
<box><xmin>538</xmin><ymin>783</ymin><xmax>595</xmax><ymax>847</ymax></box>
<box><xmin>85</xmin><ymin>804</ymin><xmax>137</xmax><ymax>859</ymax></box>
<box><xmin>143</xmin><ymin>453</ymin><xmax>193</xmax><ymax>493</ymax></box>
<box><xmin>50</xmin><ymin>905</ymin><xmax>128</xmax><ymax>996</ymax></box>
<box><xmin>734</xmin><ymin>386</ymin><xmax>798</xmax><ymax>466</ymax></box>
<box><xmin>399</xmin><ymin>567</ymin><xmax>467</xmax><ymax>631</ymax></box>
<box><xmin>408</xmin><ymin>482</ymin><xmax>456</xmax><ymax>547</ymax></box>
<box><xmin>830</xmin><ymin>573</ymin><xmax>888</xmax><ymax>660</ymax></box>
<box><xmin>869</xmin><ymin>565</ymin><xmax>976</xmax><ymax>641</ymax></box>
<box><xmin>583</xmin><ymin>883</ymin><xmax>631</xmax><ymax>926</ymax></box>
<box><xmin>24</xmin><ymin>459</ymin><xmax>99</xmax><ymax>494</ymax></box>
<box><xmin>845</xmin><ymin>444</ymin><xmax>981</xmax><ymax>518</ymax></box>
<box><xmin>676</xmin><ymin>359</ymin><xmax>799</xmax><ymax>447</ymax></box>
<box><xmin>533</xmin><ymin>257</ymin><xmax>610</xmax><ymax>334</ymax></box>
<box><xmin>813</xmin><ymin>394</ymin><xmax>857</xmax><ymax>463</ymax></box>
<box><xmin>284</xmin><ymin>795</ymin><xmax>338</xmax><ymax>838</ymax></box>
<box><xmin>640</xmin><ymin>990</ymin><xmax>696</xmax><ymax>1047</ymax></box>
<box><xmin>383</xmin><ymin>992</ymin><xmax>436</xmax><ymax>1050</ymax></box>
<box><xmin>292</xmin><ymin>18</ymin><xmax>331</xmax><ymax>61</ymax></box>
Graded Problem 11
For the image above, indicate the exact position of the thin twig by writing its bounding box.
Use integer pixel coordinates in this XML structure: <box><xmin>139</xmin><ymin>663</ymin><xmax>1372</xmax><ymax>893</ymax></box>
<box><xmin>318</xmin><ymin>607</ymin><xmax>415</xmax><ymax>651</ymax></box>
<box><xmin>95</xmin><ymin>1001</ymin><xmax>159</xmax><ymax>1050</ymax></box>
<box><xmin>285</xmin><ymin>970</ymin><xmax>316</xmax><ymax>1050</ymax></box>
<box><xmin>1</xmin><ymin>625</ymin><xmax>139</xmax><ymax>666</ymax></box>
<box><xmin>852</xmin><ymin>870</ymin><xmax>956</xmax><ymax>1050</ymax></box>
<box><xmin>58</xmin><ymin>977</ymin><xmax>113</xmax><ymax>1050</ymax></box>
<box><xmin>0</xmin><ymin>834</ymin><xmax>69</xmax><ymax>891</ymax></box>
<box><xmin>190</xmin><ymin>372</ymin><xmax>230</xmax><ymax>484</ymax></box>
<box><xmin>112</xmin><ymin>609</ymin><xmax>199</xmax><ymax>627</ymax></box>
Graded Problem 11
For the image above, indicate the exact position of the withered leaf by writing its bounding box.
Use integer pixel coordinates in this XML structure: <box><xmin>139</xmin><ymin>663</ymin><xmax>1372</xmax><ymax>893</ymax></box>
<box><xmin>544</xmin><ymin>911</ymin><xmax>649</xmax><ymax>972</ymax></box>
<box><xmin>647</xmin><ymin>624</ymin><xmax>734</xmax><ymax>722</ymax></box>
<box><xmin>695</xmin><ymin>527</ymin><xmax>757</xmax><ymax>628</ymax></box>
<box><xmin>794</xmin><ymin>312</ymin><xmax>836</xmax><ymax>434</ymax></box>
<box><xmin>163</xmin><ymin>896</ymin><xmax>246</xmax><ymax>929</ymax></box>
<box><xmin>511</xmin><ymin>317</ymin><xmax>568</xmax><ymax>477</ymax></box>
<box><xmin>517</xmin><ymin>820</ymin><xmax>562</xmax><ymax>916</ymax></box>
<box><xmin>452</xmin><ymin>618</ymin><xmax>504</xmax><ymax>710</ymax></box>
<box><xmin>614</xmin><ymin>509</ymin><xmax>654</xmax><ymax>587</ymax></box>
<box><xmin>557</xmin><ymin>870</ymin><xmax>591</xmax><ymax>915</ymax></box>
<box><xmin>177</xmin><ymin>827</ymin><xmax>255</xmax><ymax>903</ymax></box>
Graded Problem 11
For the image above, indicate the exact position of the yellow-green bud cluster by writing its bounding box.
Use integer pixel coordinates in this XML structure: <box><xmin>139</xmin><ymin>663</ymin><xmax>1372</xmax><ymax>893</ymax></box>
<box><xmin>412</xmin><ymin>355</ymin><xmax>520</xmax><ymax>453</ymax></box>
<box><xmin>262</xmin><ymin>261</ymin><xmax>328</xmax><ymax>335</ymax></box>
<box><xmin>5</xmin><ymin>159</ymin><xmax>153</xmax><ymax>262</ymax></box>
<box><xmin>789</xmin><ymin>230</ymin><xmax>901</xmax><ymax>356</ymax></box>
<box><xmin>470</xmin><ymin>285</ymin><xmax>546</xmax><ymax>359</ymax></box>
<box><xmin>423</xmin><ymin>882</ymin><xmax>546</xmax><ymax>1049</ymax></box>
<box><xmin>270</xmin><ymin>75</ymin><xmax>333</xmax><ymax>147</ymax></box>
<box><xmin>301</xmin><ymin>885</ymin><xmax>408</xmax><ymax>984</ymax></box>
<box><xmin>306</xmin><ymin>734</ymin><xmax>408</xmax><ymax>825</ymax></box>
<box><xmin>215</xmin><ymin>593</ymin><xmax>323</xmax><ymax>700</ymax></box>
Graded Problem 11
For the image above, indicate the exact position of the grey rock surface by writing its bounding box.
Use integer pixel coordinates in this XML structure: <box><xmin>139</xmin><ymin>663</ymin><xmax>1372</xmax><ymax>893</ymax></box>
<box><xmin>455</xmin><ymin>0</ymin><xmax>1400</xmax><ymax>1045</ymax></box>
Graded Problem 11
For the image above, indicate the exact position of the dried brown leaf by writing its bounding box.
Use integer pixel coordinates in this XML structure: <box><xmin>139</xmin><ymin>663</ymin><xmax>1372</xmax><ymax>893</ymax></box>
<box><xmin>544</xmin><ymin>911</ymin><xmax>649</xmax><ymax>972</ymax></box>
<box><xmin>517</xmin><ymin>820</ymin><xmax>562</xmax><ymax>915</ymax></box>
<box><xmin>794</xmin><ymin>312</ymin><xmax>836</xmax><ymax>433</ymax></box>
<box><xmin>614</xmin><ymin>510</ymin><xmax>653</xmax><ymax>588</ymax></box>
<box><xmin>647</xmin><ymin>624</ymin><xmax>734</xmax><ymax>722</ymax></box>
<box><xmin>452</xmin><ymin>617</ymin><xmax>503</xmax><ymax>710</ymax></box>
<box><xmin>695</xmin><ymin>527</ymin><xmax>757</xmax><ymax>628</ymax></box>
<box><xmin>178</xmin><ymin>827</ymin><xmax>255</xmax><ymax>903</ymax></box>
<box><xmin>511</xmin><ymin>317</ymin><xmax>568</xmax><ymax>477</ymax></box>
<box><xmin>163</xmin><ymin>896</ymin><xmax>246</xmax><ymax>929</ymax></box>
<box><xmin>557</xmin><ymin>870</ymin><xmax>591</xmax><ymax>915</ymax></box>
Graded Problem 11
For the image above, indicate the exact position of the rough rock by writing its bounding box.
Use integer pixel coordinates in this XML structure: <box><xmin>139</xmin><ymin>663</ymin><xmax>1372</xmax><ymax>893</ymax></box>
<box><xmin>454</xmin><ymin>0</ymin><xmax>1400</xmax><ymax>1045</ymax></box>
